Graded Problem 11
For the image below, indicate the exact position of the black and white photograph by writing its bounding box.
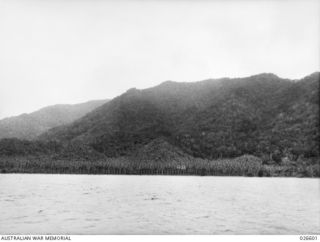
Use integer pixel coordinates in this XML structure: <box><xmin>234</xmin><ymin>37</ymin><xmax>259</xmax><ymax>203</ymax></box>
<box><xmin>0</xmin><ymin>0</ymin><xmax>319</xmax><ymax>238</ymax></box>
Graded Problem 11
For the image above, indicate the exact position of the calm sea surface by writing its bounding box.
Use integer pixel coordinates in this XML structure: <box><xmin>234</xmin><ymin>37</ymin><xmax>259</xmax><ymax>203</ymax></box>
<box><xmin>0</xmin><ymin>174</ymin><xmax>319</xmax><ymax>234</ymax></box>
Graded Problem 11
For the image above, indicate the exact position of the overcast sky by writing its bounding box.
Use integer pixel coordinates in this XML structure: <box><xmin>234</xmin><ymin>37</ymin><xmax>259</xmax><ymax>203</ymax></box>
<box><xmin>0</xmin><ymin>0</ymin><xmax>319</xmax><ymax>119</ymax></box>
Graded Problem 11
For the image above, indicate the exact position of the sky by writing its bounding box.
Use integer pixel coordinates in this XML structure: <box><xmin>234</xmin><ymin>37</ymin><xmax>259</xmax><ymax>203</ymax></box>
<box><xmin>0</xmin><ymin>0</ymin><xmax>319</xmax><ymax>119</ymax></box>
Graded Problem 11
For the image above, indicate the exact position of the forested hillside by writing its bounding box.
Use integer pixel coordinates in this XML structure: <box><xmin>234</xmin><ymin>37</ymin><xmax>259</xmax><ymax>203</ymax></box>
<box><xmin>40</xmin><ymin>73</ymin><xmax>319</xmax><ymax>161</ymax></box>
<box><xmin>0</xmin><ymin>73</ymin><xmax>318</xmax><ymax>176</ymax></box>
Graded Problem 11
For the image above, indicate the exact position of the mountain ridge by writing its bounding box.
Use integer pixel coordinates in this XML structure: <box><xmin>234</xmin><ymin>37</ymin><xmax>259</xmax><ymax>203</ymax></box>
<box><xmin>1</xmin><ymin>72</ymin><xmax>318</xmax><ymax>177</ymax></box>
<box><xmin>39</xmin><ymin>72</ymin><xmax>319</xmax><ymax>161</ymax></box>
<box><xmin>0</xmin><ymin>99</ymin><xmax>109</xmax><ymax>140</ymax></box>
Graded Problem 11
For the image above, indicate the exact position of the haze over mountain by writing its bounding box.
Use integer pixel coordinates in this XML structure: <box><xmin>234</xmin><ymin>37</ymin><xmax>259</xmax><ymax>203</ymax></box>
<box><xmin>40</xmin><ymin>72</ymin><xmax>319</xmax><ymax>161</ymax></box>
<box><xmin>0</xmin><ymin>99</ymin><xmax>108</xmax><ymax>140</ymax></box>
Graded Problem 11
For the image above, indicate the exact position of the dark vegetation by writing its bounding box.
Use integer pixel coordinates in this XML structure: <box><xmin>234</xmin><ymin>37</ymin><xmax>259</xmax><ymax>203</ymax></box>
<box><xmin>0</xmin><ymin>73</ymin><xmax>319</xmax><ymax>177</ymax></box>
<box><xmin>1</xmin><ymin>153</ymin><xmax>318</xmax><ymax>177</ymax></box>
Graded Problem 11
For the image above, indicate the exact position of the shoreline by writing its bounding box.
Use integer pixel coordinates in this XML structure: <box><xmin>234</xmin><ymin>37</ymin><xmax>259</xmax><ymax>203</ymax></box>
<box><xmin>1</xmin><ymin>170</ymin><xmax>318</xmax><ymax>178</ymax></box>
<box><xmin>1</xmin><ymin>154</ymin><xmax>319</xmax><ymax>178</ymax></box>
